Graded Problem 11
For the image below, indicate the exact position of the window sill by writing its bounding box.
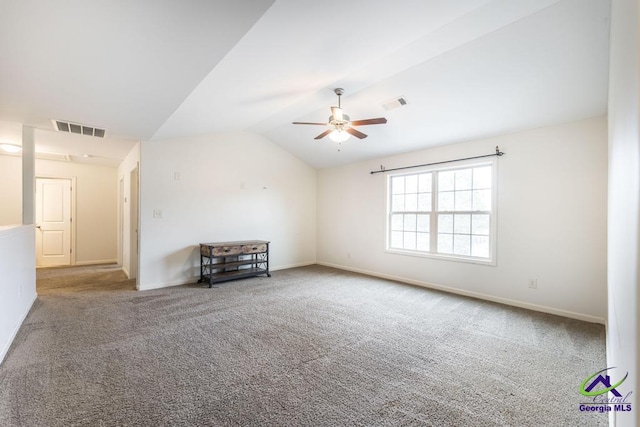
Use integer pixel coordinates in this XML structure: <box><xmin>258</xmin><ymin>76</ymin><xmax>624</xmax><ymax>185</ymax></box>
<box><xmin>385</xmin><ymin>248</ymin><xmax>496</xmax><ymax>266</ymax></box>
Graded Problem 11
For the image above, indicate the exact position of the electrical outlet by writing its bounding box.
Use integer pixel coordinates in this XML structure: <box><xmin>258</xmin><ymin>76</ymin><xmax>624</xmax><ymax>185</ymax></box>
<box><xmin>528</xmin><ymin>279</ymin><xmax>537</xmax><ymax>289</ymax></box>
<box><xmin>153</xmin><ymin>210</ymin><xmax>163</xmax><ymax>219</ymax></box>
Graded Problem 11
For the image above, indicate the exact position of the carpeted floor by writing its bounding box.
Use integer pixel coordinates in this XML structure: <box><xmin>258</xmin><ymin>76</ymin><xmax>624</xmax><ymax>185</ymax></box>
<box><xmin>0</xmin><ymin>264</ymin><xmax>607</xmax><ymax>426</ymax></box>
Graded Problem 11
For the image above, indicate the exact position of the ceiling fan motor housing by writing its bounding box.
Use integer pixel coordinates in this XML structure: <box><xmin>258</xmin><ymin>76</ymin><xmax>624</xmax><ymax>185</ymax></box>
<box><xmin>328</xmin><ymin>113</ymin><xmax>350</xmax><ymax>130</ymax></box>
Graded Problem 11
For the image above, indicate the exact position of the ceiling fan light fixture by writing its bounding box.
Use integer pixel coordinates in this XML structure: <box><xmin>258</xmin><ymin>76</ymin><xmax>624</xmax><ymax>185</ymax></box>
<box><xmin>329</xmin><ymin>129</ymin><xmax>350</xmax><ymax>142</ymax></box>
<box><xmin>292</xmin><ymin>88</ymin><xmax>387</xmax><ymax>142</ymax></box>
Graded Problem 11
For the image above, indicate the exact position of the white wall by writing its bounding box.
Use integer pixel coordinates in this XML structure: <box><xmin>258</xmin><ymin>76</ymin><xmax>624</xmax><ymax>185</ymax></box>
<box><xmin>36</xmin><ymin>160</ymin><xmax>118</xmax><ymax>265</ymax></box>
<box><xmin>117</xmin><ymin>143</ymin><xmax>140</xmax><ymax>278</ymax></box>
<box><xmin>0</xmin><ymin>124</ymin><xmax>36</xmax><ymax>364</ymax></box>
<box><xmin>318</xmin><ymin>116</ymin><xmax>608</xmax><ymax>322</ymax></box>
<box><xmin>0</xmin><ymin>155</ymin><xmax>21</xmax><ymax>226</ymax></box>
<box><xmin>607</xmin><ymin>0</ymin><xmax>638</xmax><ymax>425</ymax></box>
<box><xmin>0</xmin><ymin>226</ymin><xmax>37</xmax><ymax>364</ymax></box>
<box><xmin>138</xmin><ymin>132</ymin><xmax>316</xmax><ymax>290</ymax></box>
<box><xmin>0</xmin><ymin>121</ymin><xmax>23</xmax><ymax>226</ymax></box>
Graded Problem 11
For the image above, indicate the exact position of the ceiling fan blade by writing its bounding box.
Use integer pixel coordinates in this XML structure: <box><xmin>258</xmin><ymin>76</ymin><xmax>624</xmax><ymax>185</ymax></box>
<box><xmin>331</xmin><ymin>106</ymin><xmax>343</xmax><ymax>121</ymax></box>
<box><xmin>292</xmin><ymin>122</ymin><xmax>328</xmax><ymax>125</ymax></box>
<box><xmin>346</xmin><ymin>127</ymin><xmax>367</xmax><ymax>139</ymax></box>
<box><xmin>350</xmin><ymin>118</ymin><xmax>387</xmax><ymax>126</ymax></box>
<box><xmin>314</xmin><ymin>129</ymin><xmax>333</xmax><ymax>140</ymax></box>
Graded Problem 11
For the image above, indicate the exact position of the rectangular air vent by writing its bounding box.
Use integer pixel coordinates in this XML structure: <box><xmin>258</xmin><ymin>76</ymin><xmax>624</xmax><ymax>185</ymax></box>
<box><xmin>382</xmin><ymin>96</ymin><xmax>408</xmax><ymax>111</ymax></box>
<box><xmin>52</xmin><ymin>120</ymin><xmax>106</xmax><ymax>138</ymax></box>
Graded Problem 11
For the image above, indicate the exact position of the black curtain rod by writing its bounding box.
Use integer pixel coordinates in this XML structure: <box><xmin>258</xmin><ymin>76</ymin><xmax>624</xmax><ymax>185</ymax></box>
<box><xmin>370</xmin><ymin>146</ymin><xmax>504</xmax><ymax>175</ymax></box>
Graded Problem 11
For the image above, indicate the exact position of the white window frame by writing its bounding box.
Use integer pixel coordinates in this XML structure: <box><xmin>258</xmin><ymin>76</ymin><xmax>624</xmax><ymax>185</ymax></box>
<box><xmin>385</xmin><ymin>158</ymin><xmax>497</xmax><ymax>266</ymax></box>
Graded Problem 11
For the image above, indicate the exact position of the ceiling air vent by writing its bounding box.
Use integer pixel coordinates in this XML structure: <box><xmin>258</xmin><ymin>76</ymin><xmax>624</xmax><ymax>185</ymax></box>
<box><xmin>382</xmin><ymin>96</ymin><xmax>408</xmax><ymax>111</ymax></box>
<box><xmin>52</xmin><ymin>120</ymin><xmax>106</xmax><ymax>138</ymax></box>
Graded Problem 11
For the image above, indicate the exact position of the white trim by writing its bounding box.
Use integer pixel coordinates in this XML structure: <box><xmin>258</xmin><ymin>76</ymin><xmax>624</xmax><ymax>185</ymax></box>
<box><xmin>74</xmin><ymin>259</ymin><xmax>118</xmax><ymax>266</ymax></box>
<box><xmin>0</xmin><ymin>293</ymin><xmax>37</xmax><ymax>366</ymax></box>
<box><xmin>270</xmin><ymin>261</ymin><xmax>316</xmax><ymax>271</ymax></box>
<box><xmin>317</xmin><ymin>261</ymin><xmax>606</xmax><ymax>325</ymax></box>
<box><xmin>385</xmin><ymin>158</ymin><xmax>498</xmax><ymax>265</ymax></box>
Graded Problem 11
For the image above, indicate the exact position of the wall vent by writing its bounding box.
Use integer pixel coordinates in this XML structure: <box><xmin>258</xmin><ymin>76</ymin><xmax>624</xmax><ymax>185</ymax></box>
<box><xmin>382</xmin><ymin>96</ymin><xmax>409</xmax><ymax>111</ymax></box>
<box><xmin>52</xmin><ymin>120</ymin><xmax>106</xmax><ymax>138</ymax></box>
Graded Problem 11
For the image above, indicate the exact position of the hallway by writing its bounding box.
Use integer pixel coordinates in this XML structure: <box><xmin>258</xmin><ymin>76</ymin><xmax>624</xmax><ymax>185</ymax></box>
<box><xmin>36</xmin><ymin>264</ymin><xmax>136</xmax><ymax>295</ymax></box>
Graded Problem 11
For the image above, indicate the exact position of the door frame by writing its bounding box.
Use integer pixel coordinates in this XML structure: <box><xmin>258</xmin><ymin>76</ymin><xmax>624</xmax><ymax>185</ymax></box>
<box><xmin>35</xmin><ymin>176</ymin><xmax>77</xmax><ymax>267</ymax></box>
<box><xmin>129</xmin><ymin>165</ymin><xmax>139</xmax><ymax>287</ymax></box>
<box><xmin>119</xmin><ymin>177</ymin><xmax>124</xmax><ymax>267</ymax></box>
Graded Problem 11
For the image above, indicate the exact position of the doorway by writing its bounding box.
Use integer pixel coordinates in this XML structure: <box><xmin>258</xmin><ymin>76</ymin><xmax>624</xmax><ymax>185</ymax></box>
<box><xmin>119</xmin><ymin>177</ymin><xmax>124</xmax><ymax>266</ymax></box>
<box><xmin>129</xmin><ymin>166</ymin><xmax>139</xmax><ymax>282</ymax></box>
<box><xmin>35</xmin><ymin>177</ymin><xmax>73</xmax><ymax>267</ymax></box>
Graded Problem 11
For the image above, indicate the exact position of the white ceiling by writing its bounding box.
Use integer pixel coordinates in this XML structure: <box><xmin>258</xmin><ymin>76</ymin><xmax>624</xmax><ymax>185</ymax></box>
<box><xmin>0</xmin><ymin>0</ymin><xmax>610</xmax><ymax>169</ymax></box>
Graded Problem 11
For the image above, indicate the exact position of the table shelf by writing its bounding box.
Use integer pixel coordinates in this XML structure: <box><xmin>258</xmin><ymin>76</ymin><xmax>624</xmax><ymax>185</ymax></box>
<box><xmin>198</xmin><ymin>240</ymin><xmax>270</xmax><ymax>288</ymax></box>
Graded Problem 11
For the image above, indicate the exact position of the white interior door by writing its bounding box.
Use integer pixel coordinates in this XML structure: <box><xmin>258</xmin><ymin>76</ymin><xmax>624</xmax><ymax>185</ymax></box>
<box><xmin>36</xmin><ymin>178</ymin><xmax>72</xmax><ymax>267</ymax></box>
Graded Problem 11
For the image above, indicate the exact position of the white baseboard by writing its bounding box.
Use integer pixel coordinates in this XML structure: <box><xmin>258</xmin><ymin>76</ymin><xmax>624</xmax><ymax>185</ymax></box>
<box><xmin>74</xmin><ymin>259</ymin><xmax>118</xmax><ymax>266</ymax></box>
<box><xmin>0</xmin><ymin>292</ymin><xmax>37</xmax><ymax>366</ymax></box>
<box><xmin>271</xmin><ymin>261</ymin><xmax>316</xmax><ymax>271</ymax></box>
<box><xmin>317</xmin><ymin>261</ymin><xmax>606</xmax><ymax>325</ymax></box>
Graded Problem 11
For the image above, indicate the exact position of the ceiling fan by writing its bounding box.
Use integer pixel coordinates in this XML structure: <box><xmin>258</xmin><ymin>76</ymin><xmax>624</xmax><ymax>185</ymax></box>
<box><xmin>292</xmin><ymin>88</ymin><xmax>387</xmax><ymax>142</ymax></box>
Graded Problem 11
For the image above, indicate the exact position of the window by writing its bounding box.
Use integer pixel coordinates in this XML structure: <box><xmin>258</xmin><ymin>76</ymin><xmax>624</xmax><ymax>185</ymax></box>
<box><xmin>387</xmin><ymin>161</ymin><xmax>496</xmax><ymax>264</ymax></box>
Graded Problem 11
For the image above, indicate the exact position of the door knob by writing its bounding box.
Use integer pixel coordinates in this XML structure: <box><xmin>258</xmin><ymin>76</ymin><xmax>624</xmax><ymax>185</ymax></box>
<box><xmin>35</xmin><ymin>225</ymin><xmax>41</xmax><ymax>229</ymax></box>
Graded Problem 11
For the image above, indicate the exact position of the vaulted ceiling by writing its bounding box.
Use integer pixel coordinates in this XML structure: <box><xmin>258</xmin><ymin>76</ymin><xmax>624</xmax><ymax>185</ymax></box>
<box><xmin>0</xmin><ymin>0</ymin><xmax>610</xmax><ymax>168</ymax></box>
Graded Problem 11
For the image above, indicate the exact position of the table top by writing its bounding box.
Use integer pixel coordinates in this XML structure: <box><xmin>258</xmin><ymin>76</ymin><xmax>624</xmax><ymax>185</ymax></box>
<box><xmin>200</xmin><ymin>240</ymin><xmax>269</xmax><ymax>247</ymax></box>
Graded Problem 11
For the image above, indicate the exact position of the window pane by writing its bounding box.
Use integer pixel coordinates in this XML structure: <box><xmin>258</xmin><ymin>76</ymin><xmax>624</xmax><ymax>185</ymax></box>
<box><xmin>391</xmin><ymin>214</ymin><xmax>404</xmax><ymax>231</ymax></box>
<box><xmin>418</xmin><ymin>173</ymin><xmax>432</xmax><ymax>192</ymax></box>
<box><xmin>454</xmin><ymin>214</ymin><xmax>471</xmax><ymax>234</ymax></box>
<box><xmin>417</xmin><ymin>214</ymin><xmax>429</xmax><ymax>232</ymax></box>
<box><xmin>389</xmin><ymin>165</ymin><xmax>493</xmax><ymax>260</ymax></box>
<box><xmin>455</xmin><ymin>169</ymin><xmax>472</xmax><ymax>190</ymax></box>
<box><xmin>405</xmin><ymin>175</ymin><xmax>418</xmax><ymax>194</ymax></box>
<box><xmin>438</xmin><ymin>214</ymin><xmax>453</xmax><ymax>233</ymax></box>
<box><xmin>417</xmin><ymin>232</ymin><xmax>429</xmax><ymax>251</ymax></box>
<box><xmin>405</xmin><ymin>193</ymin><xmax>418</xmax><ymax>211</ymax></box>
<box><xmin>439</xmin><ymin>171</ymin><xmax>455</xmax><ymax>191</ymax></box>
<box><xmin>391</xmin><ymin>231</ymin><xmax>403</xmax><ymax>248</ymax></box>
<box><xmin>418</xmin><ymin>193</ymin><xmax>431</xmax><ymax>211</ymax></box>
<box><xmin>472</xmin><ymin>214</ymin><xmax>490</xmax><ymax>235</ymax></box>
<box><xmin>392</xmin><ymin>176</ymin><xmax>405</xmax><ymax>194</ymax></box>
<box><xmin>438</xmin><ymin>191</ymin><xmax>454</xmax><ymax>211</ymax></box>
<box><xmin>438</xmin><ymin>233</ymin><xmax>453</xmax><ymax>254</ymax></box>
<box><xmin>404</xmin><ymin>214</ymin><xmax>416</xmax><ymax>231</ymax></box>
<box><xmin>471</xmin><ymin>235</ymin><xmax>490</xmax><ymax>258</ymax></box>
<box><xmin>472</xmin><ymin>189</ymin><xmax>491</xmax><ymax>211</ymax></box>
<box><xmin>455</xmin><ymin>190</ymin><xmax>472</xmax><ymax>211</ymax></box>
<box><xmin>392</xmin><ymin>195</ymin><xmax>405</xmax><ymax>212</ymax></box>
<box><xmin>454</xmin><ymin>234</ymin><xmax>471</xmax><ymax>256</ymax></box>
<box><xmin>473</xmin><ymin>167</ymin><xmax>492</xmax><ymax>189</ymax></box>
<box><xmin>403</xmin><ymin>232</ymin><xmax>416</xmax><ymax>250</ymax></box>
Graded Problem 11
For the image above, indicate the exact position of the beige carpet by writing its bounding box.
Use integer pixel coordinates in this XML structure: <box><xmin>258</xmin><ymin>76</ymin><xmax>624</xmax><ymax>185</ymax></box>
<box><xmin>0</xmin><ymin>264</ymin><xmax>607</xmax><ymax>426</ymax></box>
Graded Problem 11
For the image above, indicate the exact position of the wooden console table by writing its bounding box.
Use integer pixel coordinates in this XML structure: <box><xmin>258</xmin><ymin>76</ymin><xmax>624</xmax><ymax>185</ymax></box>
<box><xmin>198</xmin><ymin>240</ymin><xmax>270</xmax><ymax>288</ymax></box>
